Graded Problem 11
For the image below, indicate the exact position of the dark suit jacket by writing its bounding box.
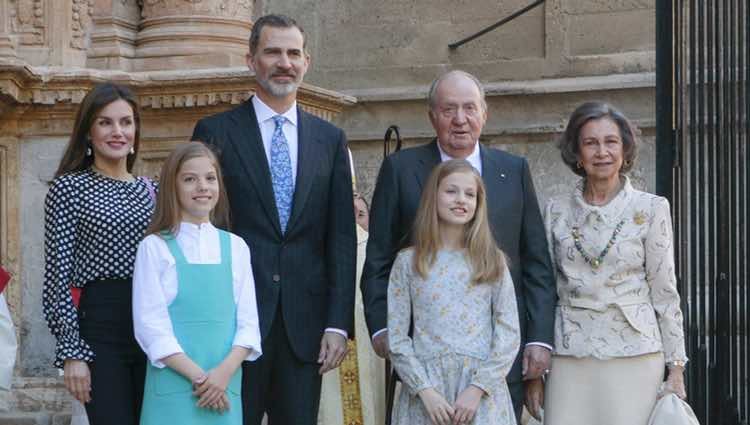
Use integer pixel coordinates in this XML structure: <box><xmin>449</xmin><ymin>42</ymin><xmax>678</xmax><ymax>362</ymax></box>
<box><xmin>360</xmin><ymin>140</ymin><xmax>556</xmax><ymax>383</ymax></box>
<box><xmin>192</xmin><ymin>98</ymin><xmax>356</xmax><ymax>363</ymax></box>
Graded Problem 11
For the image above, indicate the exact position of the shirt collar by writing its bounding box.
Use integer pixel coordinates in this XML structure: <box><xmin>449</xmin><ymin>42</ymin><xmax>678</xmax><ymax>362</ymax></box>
<box><xmin>178</xmin><ymin>221</ymin><xmax>216</xmax><ymax>235</ymax></box>
<box><xmin>436</xmin><ymin>141</ymin><xmax>482</xmax><ymax>174</ymax></box>
<box><xmin>573</xmin><ymin>175</ymin><xmax>634</xmax><ymax>225</ymax></box>
<box><xmin>252</xmin><ymin>95</ymin><xmax>298</xmax><ymax>127</ymax></box>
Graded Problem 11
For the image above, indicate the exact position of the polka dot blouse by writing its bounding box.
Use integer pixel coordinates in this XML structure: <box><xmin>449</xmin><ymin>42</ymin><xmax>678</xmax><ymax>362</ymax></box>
<box><xmin>42</xmin><ymin>168</ymin><xmax>156</xmax><ymax>368</ymax></box>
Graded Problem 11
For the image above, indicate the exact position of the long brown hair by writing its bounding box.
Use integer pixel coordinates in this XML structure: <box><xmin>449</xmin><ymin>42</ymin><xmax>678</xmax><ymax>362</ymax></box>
<box><xmin>412</xmin><ymin>159</ymin><xmax>506</xmax><ymax>284</ymax></box>
<box><xmin>146</xmin><ymin>142</ymin><xmax>230</xmax><ymax>236</ymax></box>
<box><xmin>55</xmin><ymin>83</ymin><xmax>141</xmax><ymax>178</ymax></box>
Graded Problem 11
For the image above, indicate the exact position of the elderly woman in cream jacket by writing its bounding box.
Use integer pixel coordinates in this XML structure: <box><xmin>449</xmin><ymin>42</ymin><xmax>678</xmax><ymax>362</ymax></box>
<box><xmin>526</xmin><ymin>102</ymin><xmax>688</xmax><ymax>425</ymax></box>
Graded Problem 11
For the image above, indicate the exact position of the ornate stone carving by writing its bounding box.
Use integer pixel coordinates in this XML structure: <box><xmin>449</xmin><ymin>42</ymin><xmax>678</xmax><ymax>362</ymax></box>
<box><xmin>71</xmin><ymin>0</ymin><xmax>94</xmax><ymax>49</ymax></box>
<box><xmin>139</xmin><ymin>0</ymin><xmax>253</xmax><ymax>19</ymax></box>
<box><xmin>9</xmin><ymin>0</ymin><xmax>45</xmax><ymax>45</ymax></box>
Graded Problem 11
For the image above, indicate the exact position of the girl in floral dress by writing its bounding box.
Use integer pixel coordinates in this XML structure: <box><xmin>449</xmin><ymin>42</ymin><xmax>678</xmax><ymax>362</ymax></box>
<box><xmin>388</xmin><ymin>159</ymin><xmax>520</xmax><ymax>425</ymax></box>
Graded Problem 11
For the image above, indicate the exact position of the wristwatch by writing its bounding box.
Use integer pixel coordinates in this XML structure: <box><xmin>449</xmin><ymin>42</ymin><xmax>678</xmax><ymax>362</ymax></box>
<box><xmin>667</xmin><ymin>360</ymin><xmax>687</xmax><ymax>368</ymax></box>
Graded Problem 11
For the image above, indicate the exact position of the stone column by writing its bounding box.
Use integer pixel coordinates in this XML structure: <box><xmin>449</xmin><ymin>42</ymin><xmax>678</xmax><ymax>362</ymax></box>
<box><xmin>86</xmin><ymin>0</ymin><xmax>140</xmax><ymax>70</ymax></box>
<box><xmin>0</xmin><ymin>0</ymin><xmax>18</xmax><ymax>58</ymax></box>
<box><xmin>135</xmin><ymin>0</ymin><xmax>253</xmax><ymax>71</ymax></box>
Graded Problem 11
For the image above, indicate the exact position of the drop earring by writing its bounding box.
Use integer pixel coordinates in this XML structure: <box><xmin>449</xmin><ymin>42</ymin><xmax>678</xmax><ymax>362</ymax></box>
<box><xmin>86</xmin><ymin>147</ymin><xmax>92</xmax><ymax>156</ymax></box>
<box><xmin>129</xmin><ymin>146</ymin><xmax>135</xmax><ymax>155</ymax></box>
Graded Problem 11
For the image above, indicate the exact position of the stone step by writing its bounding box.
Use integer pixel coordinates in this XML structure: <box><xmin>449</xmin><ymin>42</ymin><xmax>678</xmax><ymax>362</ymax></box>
<box><xmin>0</xmin><ymin>412</ymin><xmax>70</xmax><ymax>425</ymax></box>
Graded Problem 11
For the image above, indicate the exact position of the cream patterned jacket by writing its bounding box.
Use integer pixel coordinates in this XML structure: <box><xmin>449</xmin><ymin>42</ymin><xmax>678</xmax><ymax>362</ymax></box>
<box><xmin>544</xmin><ymin>177</ymin><xmax>688</xmax><ymax>364</ymax></box>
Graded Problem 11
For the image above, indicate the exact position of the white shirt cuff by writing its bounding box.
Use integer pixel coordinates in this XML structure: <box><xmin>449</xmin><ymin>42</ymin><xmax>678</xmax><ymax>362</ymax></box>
<box><xmin>232</xmin><ymin>332</ymin><xmax>262</xmax><ymax>362</ymax></box>
<box><xmin>325</xmin><ymin>328</ymin><xmax>348</xmax><ymax>339</ymax></box>
<box><xmin>371</xmin><ymin>328</ymin><xmax>387</xmax><ymax>341</ymax></box>
<box><xmin>148</xmin><ymin>339</ymin><xmax>184</xmax><ymax>368</ymax></box>
<box><xmin>525</xmin><ymin>341</ymin><xmax>554</xmax><ymax>351</ymax></box>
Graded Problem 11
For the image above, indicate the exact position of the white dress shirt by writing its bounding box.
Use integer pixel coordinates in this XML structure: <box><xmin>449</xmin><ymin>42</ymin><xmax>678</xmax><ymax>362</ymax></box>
<box><xmin>436</xmin><ymin>140</ymin><xmax>483</xmax><ymax>175</ymax></box>
<box><xmin>133</xmin><ymin>222</ymin><xmax>262</xmax><ymax>368</ymax></box>
<box><xmin>252</xmin><ymin>95</ymin><xmax>299</xmax><ymax>186</ymax></box>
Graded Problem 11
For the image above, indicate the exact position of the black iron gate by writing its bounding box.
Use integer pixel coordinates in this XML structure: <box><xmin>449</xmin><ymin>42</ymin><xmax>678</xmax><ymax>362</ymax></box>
<box><xmin>656</xmin><ymin>1</ymin><xmax>749</xmax><ymax>424</ymax></box>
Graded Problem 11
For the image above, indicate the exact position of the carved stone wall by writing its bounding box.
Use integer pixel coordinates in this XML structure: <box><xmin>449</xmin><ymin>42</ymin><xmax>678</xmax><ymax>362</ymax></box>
<box><xmin>0</xmin><ymin>1</ymin><xmax>17</xmax><ymax>58</ymax></box>
<box><xmin>135</xmin><ymin>0</ymin><xmax>254</xmax><ymax>70</ymax></box>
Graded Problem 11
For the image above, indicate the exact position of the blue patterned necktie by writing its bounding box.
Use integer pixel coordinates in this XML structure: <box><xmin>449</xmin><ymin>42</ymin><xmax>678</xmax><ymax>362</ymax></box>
<box><xmin>270</xmin><ymin>115</ymin><xmax>294</xmax><ymax>233</ymax></box>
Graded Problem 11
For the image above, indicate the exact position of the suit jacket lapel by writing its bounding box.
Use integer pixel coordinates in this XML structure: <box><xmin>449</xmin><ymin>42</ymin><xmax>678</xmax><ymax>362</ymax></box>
<box><xmin>414</xmin><ymin>139</ymin><xmax>442</xmax><ymax>189</ymax></box>
<box><xmin>286</xmin><ymin>108</ymin><xmax>317</xmax><ymax>233</ymax></box>
<box><xmin>479</xmin><ymin>144</ymin><xmax>506</xmax><ymax>211</ymax></box>
<box><xmin>226</xmin><ymin>99</ymin><xmax>282</xmax><ymax>235</ymax></box>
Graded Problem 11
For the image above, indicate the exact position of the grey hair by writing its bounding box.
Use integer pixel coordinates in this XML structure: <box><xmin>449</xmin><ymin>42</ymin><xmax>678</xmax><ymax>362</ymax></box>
<box><xmin>558</xmin><ymin>101</ymin><xmax>639</xmax><ymax>177</ymax></box>
<box><xmin>427</xmin><ymin>70</ymin><xmax>487</xmax><ymax>112</ymax></box>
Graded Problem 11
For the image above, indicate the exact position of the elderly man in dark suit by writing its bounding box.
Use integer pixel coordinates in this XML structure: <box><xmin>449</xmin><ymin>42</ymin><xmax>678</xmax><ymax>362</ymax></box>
<box><xmin>191</xmin><ymin>14</ymin><xmax>356</xmax><ymax>425</ymax></box>
<box><xmin>361</xmin><ymin>70</ymin><xmax>556</xmax><ymax>422</ymax></box>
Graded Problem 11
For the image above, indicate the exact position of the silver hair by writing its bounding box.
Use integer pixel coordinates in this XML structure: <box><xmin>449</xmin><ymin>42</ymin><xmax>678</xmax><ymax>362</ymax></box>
<box><xmin>427</xmin><ymin>70</ymin><xmax>487</xmax><ymax>112</ymax></box>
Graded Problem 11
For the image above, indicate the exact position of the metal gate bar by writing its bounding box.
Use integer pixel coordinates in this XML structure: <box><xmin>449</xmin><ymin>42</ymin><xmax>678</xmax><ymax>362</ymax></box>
<box><xmin>656</xmin><ymin>1</ymin><xmax>749</xmax><ymax>424</ymax></box>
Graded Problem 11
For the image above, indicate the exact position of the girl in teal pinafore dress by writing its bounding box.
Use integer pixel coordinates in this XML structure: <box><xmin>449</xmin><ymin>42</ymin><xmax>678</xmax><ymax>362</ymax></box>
<box><xmin>133</xmin><ymin>142</ymin><xmax>262</xmax><ymax>425</ymax></box>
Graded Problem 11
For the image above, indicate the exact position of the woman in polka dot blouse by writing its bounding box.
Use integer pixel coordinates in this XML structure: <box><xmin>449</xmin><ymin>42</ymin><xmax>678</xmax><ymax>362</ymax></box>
<box><xmin>42</xmin><ymin>83</ymin><xmax>156</xmax><ymax>425</ymax></box>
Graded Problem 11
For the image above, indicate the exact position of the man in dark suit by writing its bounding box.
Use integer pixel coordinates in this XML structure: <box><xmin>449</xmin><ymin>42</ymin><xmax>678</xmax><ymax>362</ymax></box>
<box><xmin>191</xmin><ymin>14</ymin><xmax>356</xmax><ymax>425</ymax></box>
<box><xmin>361</xmin><ymin>70</ymin><xmax>556</xmax><ymax>422</ymax></box>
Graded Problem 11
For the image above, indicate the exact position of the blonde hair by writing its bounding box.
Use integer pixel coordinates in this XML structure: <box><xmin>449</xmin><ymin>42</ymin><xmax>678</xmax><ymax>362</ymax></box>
<box><xmin>412</xmin><ymin>159</ymin><xmax>506</xmax><ymax>284</ymax></box>
<box><xmin>146</xmin><ymin>142</ymin><xmax>230</xmax><ymax>236</ymax></box>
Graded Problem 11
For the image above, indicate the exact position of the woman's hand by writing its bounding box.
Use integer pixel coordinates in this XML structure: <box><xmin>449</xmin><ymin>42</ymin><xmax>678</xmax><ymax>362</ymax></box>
<box><xmin>661</xmin><ymin>366</ymin><xmax>687</xmax><ymax>399</ymax></box>
<box><xmin>193</xmin><ymin>364</ymin><xmax>233</xmax><ymax>410</ymax></box>
<box><xmin>418</xmin><ymin>388</ymin><xmax>454</xmax><ymax>425</ymax></box>
<box><xmin>63</xmin><ymin>359</ymin><xmax>91</xmax><ymax>403</ymax></box>
<box><xmin>452</xmin><ymin>385</ymin><xmax>484</xmax><ymax>424</ymax></box>
<box><xmin>524</xmin><ymin>377</ymin><xmax>544</xmax><ymax>420</ymax></box>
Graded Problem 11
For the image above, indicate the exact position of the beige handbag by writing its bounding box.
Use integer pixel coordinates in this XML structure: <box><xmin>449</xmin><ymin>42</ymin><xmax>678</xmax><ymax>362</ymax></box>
<box><xmin>648</xmin><ymin>394</ymin><xmax>700</xmax><ymax>425</ymax></box>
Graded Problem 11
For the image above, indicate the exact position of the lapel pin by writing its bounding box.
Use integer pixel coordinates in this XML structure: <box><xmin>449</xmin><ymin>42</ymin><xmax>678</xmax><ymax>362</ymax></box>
<box><xmin>499</xmin><ymin>173</ymin><xmax>506</xmax><ymax>179</ymax></box>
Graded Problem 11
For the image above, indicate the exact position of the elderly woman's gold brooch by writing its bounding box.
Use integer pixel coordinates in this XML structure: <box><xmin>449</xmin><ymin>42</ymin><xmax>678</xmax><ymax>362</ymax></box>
<box><xmin>633</xmin><ymin>211</ymin><xmax>647</xmax><ymax>225</ymax></box>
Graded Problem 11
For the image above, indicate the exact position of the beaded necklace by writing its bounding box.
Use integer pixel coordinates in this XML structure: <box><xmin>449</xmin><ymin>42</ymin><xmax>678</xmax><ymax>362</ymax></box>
<box><xmin>571</xmin><ymin>219</ymin><xmax>625</xmax><ymax>269</ymax></box>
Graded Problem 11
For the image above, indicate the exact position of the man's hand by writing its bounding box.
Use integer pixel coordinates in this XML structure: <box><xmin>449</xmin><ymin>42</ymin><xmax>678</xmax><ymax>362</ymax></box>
<box><xmin>371</xmin><ymin>330</ymin><xmax>389</xmax><ymax>359</ymax></box>
<box><xmin>318</xmin><ymin>332</ymin><xmax>348</xmax><ymax>375</ymax></box>
<box><xmin>418</xmin><ymin>388</ymin><xmax>454</xmax><ymax>425</ymax></box>
<box><xmin>524</xmin><ymin>377</ymin><xmax>544</xmax><ymax>421</ymax></box>
<box><xmin>452</xmin><ymin>385</ymin><xmax>484</xmax><ymax>424</ymax></box>
<box><xmin>63</xmin><ymin>359</ymin><xmax>91</xmax><ymax>403</ymax></box>
<box><xmin>522</xmin><ymin>345</ymin><xmax>551</xmax><ymax>380</ymax></box>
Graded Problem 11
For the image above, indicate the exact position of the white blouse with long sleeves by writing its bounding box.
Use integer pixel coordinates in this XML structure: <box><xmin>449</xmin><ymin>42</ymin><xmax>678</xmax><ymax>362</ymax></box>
<box><xmin>133</xmin><ymin>222</ymin><xmax>262</xmax><ymax>368</ymax></box>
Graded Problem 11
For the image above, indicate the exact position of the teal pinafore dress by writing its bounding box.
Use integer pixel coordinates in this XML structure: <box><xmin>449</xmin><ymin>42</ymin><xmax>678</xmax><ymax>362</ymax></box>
<box><xmin>140</xmin><ymin>230</ymin><xmax>242</xmax><ymax>425</ymax></box>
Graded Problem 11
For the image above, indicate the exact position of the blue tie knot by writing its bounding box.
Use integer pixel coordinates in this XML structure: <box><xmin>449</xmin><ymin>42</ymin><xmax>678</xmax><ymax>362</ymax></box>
<box><xmin>273</xmin><ymin>115</ymin><xmax>286</xmax><ymax>128</ymax></box>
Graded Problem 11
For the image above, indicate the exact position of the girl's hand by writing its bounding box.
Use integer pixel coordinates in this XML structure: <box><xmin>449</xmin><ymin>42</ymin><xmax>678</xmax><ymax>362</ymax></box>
<box><xmin>661</xmin><ymin>366</ymin><xmax>687</xmax><ymax>399</ymax></box>
<box><xmin>63</xmin><ymin>359</ymin><xmax>91</xmax><ymax>403</ymax></box>
<box><xmin>208</xmin><ymin>393</ymin><xmax>231</xmax><ymax>413</ymax></box>
<box><xmin>418</xmin><ymin>388</ymin><xmax>454</xmax><ymax>425</ymax></box>
<box><xmin>524</xmin><ymin>377</ymin><xmax>544</xmax><ymax>420</ymax></box>
<box><xmin>452</xmin><ymin>385</ymin><xmax>484</xmax><ymax>424</ymax></box>
<box><xmin>193</xmin><ymin>365</ymin><xmax>233</xmax><ymax>408</ymax></box>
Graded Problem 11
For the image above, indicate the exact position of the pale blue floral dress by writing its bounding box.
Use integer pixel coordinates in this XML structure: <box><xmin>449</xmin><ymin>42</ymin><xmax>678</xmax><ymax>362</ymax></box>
<box><xmin>388</xmin><ymin>248</ymin><xmax>520</xmax><ymax>425</ymax></box>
